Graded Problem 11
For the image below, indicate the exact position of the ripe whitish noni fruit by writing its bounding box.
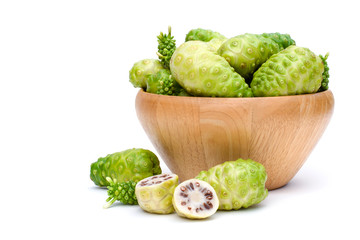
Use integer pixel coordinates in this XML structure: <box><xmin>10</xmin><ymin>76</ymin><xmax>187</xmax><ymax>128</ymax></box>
<box><xmin>172</xmin><ymin>179</ymin><xmax>219</xmax><ymax>219</ymax></box>
<box><xmin>135</xmin><ymin>173</ymin><xmax>179</xmax><ymax>214</ymax></box>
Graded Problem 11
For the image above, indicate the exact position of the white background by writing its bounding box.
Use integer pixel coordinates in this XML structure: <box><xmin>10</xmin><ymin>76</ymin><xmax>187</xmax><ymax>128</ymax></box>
<box><xmin>1</xmin><ymin>0</ymin><xmax>359</xmax><ymax>239</ymax></box>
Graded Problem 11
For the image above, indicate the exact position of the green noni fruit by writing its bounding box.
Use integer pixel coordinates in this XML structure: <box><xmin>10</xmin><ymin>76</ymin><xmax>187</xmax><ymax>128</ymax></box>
<box><xmin>195</xmin><ymin>158</ymin><xmax>268</xmax><ymax>210</ymax></box>
<box><xmin>157</xmin><ymin>26</ymin><xmax>176</xmax><ymax>69</ymax></box>
<box><xmin>90</xmin><ymin>148</ymin><xmax>162</xmax><ymax>187</ymax></box>
<box><xmin>251</xmin><ymin>45</ymin><xmax>324</xmax><ymax>96</ymax></box>
<box><xmin>186</xmin><ymin>28</ymin><xmax>227</xmax><ymax>52</ymax></box>
<box><xmin>218</xmin><ymin>33</ymin><xmax>295</xmax><ymax>81</ymax></box>
<box><xmin>261</xmin><ymin>33</ymin><xmax>296</xmax><ymax>49</ymax></box>
<box><xmin>146</xmin><ymin>69</ymin><xmax>189</xmax><ymax>96</ymax></box>
<box><xmin>103</xmin><ymin>178</ymin><xmax>138</xmax><ymax>208</ymax></box>
<box><xmin>170</xmin><ymin>40</ymin><xmax>253</xmax><ymax>97</ymax></box>
<box><xmin>129</xmin><ymin>59</ymin><xmax>165</xmax><ymax>89</ymax></box>
<box><xmin>318</xmin><ymin>53</ymin><xmax>330</xmax><ymax>92</ymax></box>
<box><xmin>185</xmin><ymin>28</ymin><xmax>227</xmax><ymax>42</ymax></box>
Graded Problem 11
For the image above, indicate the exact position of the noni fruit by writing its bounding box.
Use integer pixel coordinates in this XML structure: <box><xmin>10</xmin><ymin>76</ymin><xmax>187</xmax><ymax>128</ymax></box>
<box><xmin>90</xmin><ymin>148</ymin><xmax>162</xmax><ymax>187</ymax></box>
<box><xmin>250</xmin><ymin>45</ymin><xmax>324</xmax><ymax>96</ymax></box>
<box><xmin>261</xmin><ymin>33</ymin><xmax>296</xmax><ymax>50</ymax></box>
<box><xmin>129</xmin><ymin>59</ymin><xmax>165</xmax><ymax>89</ymax></box>
<box><xmin>195</xmin><ymin>158</ymin><xmax>268</xmax><ymax>210</ymax></box>
<box><xmin>218</xmin><ymin>33</ymin><xmax>295</xmax><ymax>81</ymax></box>
<box><xmin>170</xmin><ymin>40</ymin><xmax>253</xmax><ymax>97</ymax></box>
<box><xmin>185</xmin><ymin>28</ymin><xmax>226</xmax><ymax>42</ymax></box>
<box><xmin>103</xmin><ymin>178</ymin><xmax>138</xmax><ymax>208</ymax></box>
<box><xmin>157</xmin><ymin>26</ymin><xmax>176</xmax><ymax>69</ymax></box>
<box><xmin>186</xmin><ymin>28</ymin><xmax>227</xmax><ymax>52</ymax></box>
<box><xmin>318</xmin><ymin>53</ymin><xmax>330</xmax><ymax>92</ymax></box>
<box><xmin>146</xmin><ymin>69</ymin><xmax>189</xmax><ymax>96</ymax></box>
<box><xmin>135</xmin><ymin>173</ymin><xmax>179</xmax><ymax>214</ymax></box>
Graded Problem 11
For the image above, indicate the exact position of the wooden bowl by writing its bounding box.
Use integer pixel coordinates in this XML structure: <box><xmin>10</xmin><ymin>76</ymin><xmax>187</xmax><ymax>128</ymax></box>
<box><xmin>135</xmin><ymin>89</ymin><xmax>334</xmax><ymax>190</ymax></box>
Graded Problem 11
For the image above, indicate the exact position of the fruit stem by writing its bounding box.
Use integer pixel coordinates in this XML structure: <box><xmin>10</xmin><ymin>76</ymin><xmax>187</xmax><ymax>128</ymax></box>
<box><xmin>168</xmin><ymin>26</ymin><xmax>172</xmax><ymax>36</ymax></box>
<box><xmin>103</xmin><ymin>197</ymin><xmax>116</xmax><ymax>209</ymax></box>
<box><xmin>321</xmin><ymin>52</ymin><xmax>329</xmax><ymax>63</ymax></box>
<box><xmin>156</xmin><ymin>52</ymin><xmax>164</xmax><ymax>58</ymax></box>
<box><xmin>106</xmin><ymin>177</ymin><xmax>114</xmax><ymax>184</ymax></box>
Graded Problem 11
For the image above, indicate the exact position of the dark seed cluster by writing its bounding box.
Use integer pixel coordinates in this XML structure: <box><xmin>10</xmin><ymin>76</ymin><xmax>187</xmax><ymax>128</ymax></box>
<box><xmin>178</xmin><ymin>181</ymin><xmax>215</xmax><ymax>213</ymax></box>
<box><xmin>139</xmin><ymin>174</ymin><xmax>173</xmax><ymax>186</ymax></box>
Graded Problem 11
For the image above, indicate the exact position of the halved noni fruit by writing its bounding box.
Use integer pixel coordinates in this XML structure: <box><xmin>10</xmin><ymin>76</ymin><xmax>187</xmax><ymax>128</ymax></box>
<box><xmin>173</xmin><ymin>179</ymin><xmax>219</xmax><ymax>219</ymax></box>
<box><xmin>135</xmin><ymin>173</ymin><xmax>179</xmax><ymax>214</ymax></box>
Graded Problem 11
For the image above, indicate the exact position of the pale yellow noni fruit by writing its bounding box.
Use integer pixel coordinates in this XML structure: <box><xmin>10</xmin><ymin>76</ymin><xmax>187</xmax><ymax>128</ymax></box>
<box><xmin>135</xmin><ymin>173</ymin><xmax>179</xmax><ymax>214</ymax></box>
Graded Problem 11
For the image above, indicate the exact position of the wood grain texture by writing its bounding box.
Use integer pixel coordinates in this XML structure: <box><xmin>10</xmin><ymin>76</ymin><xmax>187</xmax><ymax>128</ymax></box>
<box><xmin>135</xmin><ymin>89</ymin><xmax>334</xmax><ymax>190</ymax></box>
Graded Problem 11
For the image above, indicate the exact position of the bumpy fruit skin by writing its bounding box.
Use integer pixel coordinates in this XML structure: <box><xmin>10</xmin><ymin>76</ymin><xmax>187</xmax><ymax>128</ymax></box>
<box><xmin>185</xmin><ymin>28</ymin><xmax>226</xmax><ymax>42</ymax></box>
<box><xmin>186</xmin><ymin>28</ymin><xmax>227</xmax><ymax>52</ymax></box>
<box><xmin>146</xmin><ymin>69</ymin><xmax>189</xmax><ymax>96</ymax></box>
<box><xmin>195</xmin><ymin>159</ymin><xmax>268</xmax><ymax>210</ymax></box>
<box><xmin>218</xmin><ymin>33</ymin><xmax>295</xmax><ymax>81</ymax></box>
<box><xmin>318</xmin><ymin>53</ymin><xmax>330</xmax><ymax>92</ymax></box>
<box><xmin>157</xmin><ymin>26</ymin><xmax>176</xmax><ymax>69</ymax></box>
<box><xmin>90</xmin><ymin>148</ymin><xmax>162</xmax><ymax>187</ymax></box>
<box><xmin>104</xmin><ymin>178</ymin><xmax>138</xmax><ymax>208</ymax></box>
<box><xmin>135</xmin><ymin>174</ymin><xmax>179</xmax><ymax>214</ymax></box>
<box><xmin>251</xmin><ymin>45</ymin><xmax>324</xmax><ymax>96</ymax></box>
<box><xmin>207</xmin><ymin>38</ymin><xmax>227</xmax><ymax>52</ymax></box>
<box><xmin>129</xmin><ymin>59</ymin><xmax>165</xmax><ymax>89</ymax></box>
<box><xmin>170</xmin><ymin>40</ymin><xmax>253</xmax><ymax>97</ymax></box>
<box><xmin>261</xmin><ymin>33</ymin><xmax>296</xmax><ymax>50</ymax></box>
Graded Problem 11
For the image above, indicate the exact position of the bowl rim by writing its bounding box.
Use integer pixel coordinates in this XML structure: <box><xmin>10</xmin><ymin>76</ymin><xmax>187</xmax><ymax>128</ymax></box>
<box><xmin>137</xmin><ymin>89</ymin><xmax>333</xmax><ymax>100</ymax></box>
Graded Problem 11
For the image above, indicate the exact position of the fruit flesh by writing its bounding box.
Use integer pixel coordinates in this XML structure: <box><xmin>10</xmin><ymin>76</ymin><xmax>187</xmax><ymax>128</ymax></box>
<box><xmin>170</xmin><ymin>40</ymin><xmax>253</xmax><ymax>97</ymax></box>
<box><xmin>135</xmin><ymin>173</ymin><xmax>179</xmax><ymax>214</ymax></box>
<box><xmin>196</xmin><ymin>159</ymin><xmax>268</xmax><ymax>210</ymax></box>
<box><xmin>251</xmin><ymin>45</ymin><xmax>324</xmax><ymax>96</ymax></box>
<box><xmin>90</xmin><ymin>148</ymin><xmax>162</xmax><ymax>187</ymax></box>
<box><xmin>172</xmin><ymin>179</ymin><xmax>219</xmax><ymax>219</ymax></box>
